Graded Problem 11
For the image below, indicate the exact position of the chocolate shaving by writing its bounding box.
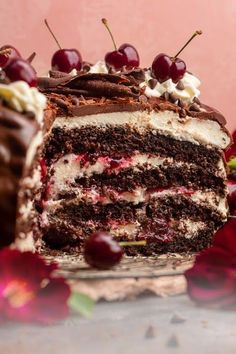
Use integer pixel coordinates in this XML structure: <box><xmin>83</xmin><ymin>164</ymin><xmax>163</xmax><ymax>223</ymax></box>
<box><xmin>179</xmin><ymin>108</ymin><xmax>186</xmax><ymax>118</ymax></box>
<box><xmin>148</xmin><ymin>78</ymin><xmax>158</xmax><ymax>89</ymax></box>
<box><xmin>178</xmin><ymin>99</ymin><xmax>185</xmax><ymax>108</ymax></box>
<box><xmin>189</xmin><ymin>103</ymin><xmax>201</xmax><ymax>112</ymax></box>
<box><xmin>176</xmin><ymin>81</ymin><xmax>185</xmax><ymax>90</ymax></box>
<box><xmin>169</xmin><ymin>93</ymin><xmax>178</xmax><ymax>104</ymax></box>
<box><xmin>139</xmin><ymin>95</ymin><xmax>148</xmax><ymax>103</ymax></box>
<box><xmin>38</xmin><ymin>76</ymin><xmax>72</xmax><ymax>89</ymax></box>
<box><xmin>161</xmin><ymin>92</ymin><xmax>170</xmax><ymax>101</ymax></box>
<box><xmin>123</xmin><ymin>68</ymin><xmax>146</xmax><ymax>83</ymax></box>
<box><xmin>193</xmin><ymin>96</ymin><xmax>201</xmax><ymax>105</ymax></box>
<box><xmin>49</xmin><ymin>70</ymin><xmax>73</xmax><ymax>79</ymax></box>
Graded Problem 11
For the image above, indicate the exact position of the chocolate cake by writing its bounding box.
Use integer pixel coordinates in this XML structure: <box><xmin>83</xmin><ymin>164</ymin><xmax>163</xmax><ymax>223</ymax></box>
<box><xmin>0</xmin><ymin>81</ymin><xmax>46</xmax><ymax>249</ymax></box>
<box><xmin>36</xmin><ymin>62</ymin><xmax>231</xmax><ymax>255</ymax></box>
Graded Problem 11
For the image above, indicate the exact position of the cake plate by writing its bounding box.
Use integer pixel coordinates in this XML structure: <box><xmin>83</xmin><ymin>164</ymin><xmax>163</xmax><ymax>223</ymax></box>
<box><xmin>46</xmin><ymin>253</ymin><xmax>195</xmax><ymax>301</ymax></box>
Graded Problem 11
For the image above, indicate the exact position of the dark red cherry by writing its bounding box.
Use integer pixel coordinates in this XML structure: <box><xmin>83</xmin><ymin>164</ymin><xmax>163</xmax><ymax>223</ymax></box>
<box><xmin>84</xmin><ymin>232</ymin><xmax>123</xmax><ymax>269</ymax></box>
<box><xmin>119</xmin><ymin>43</ymin><xmax>140</xmax><ymax>69</ymax></box>
<box><xmin>0</xmin><ymin>45</ymin><xmax>21</xmax><ymax>68</ymax></box>
<box><xmin>170</xmin><ymin>58</ymin><xmax>186</xmax><ymax>83</ymax></box>
<box><xmin>4</xmin><ymin>58</ymin><xmax>37</xmax><ymax>87</ymax></box>
<box><xmin>102</xmin><ymin>18</ymin><xmax>139</xmax><ymax>70</ymax></box>
<box><xmin>151</xmin><ymin>30</ymin><xmax>202</xmax><ymax>84</ymax></box>
<box><xmin>151</xmin><ymin>53</ymin><xmax>172</xmax><ymax>83</ymax></box>
<box><xmin>52</xmin><ymin>49</ymin><xmax>82</xmax><ymax>73</ymax></box>
<box><xmin>105</xmin><ymin>50</ymin><xmax>127</xmax><ymax>70</ymax></box>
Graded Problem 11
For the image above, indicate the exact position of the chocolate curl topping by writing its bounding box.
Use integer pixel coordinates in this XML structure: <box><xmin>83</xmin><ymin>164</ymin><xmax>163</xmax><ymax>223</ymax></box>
<box><xmin>39</xmin><ymin>72</ymin><xmax>141</xmax><ymax>98</ymax></box>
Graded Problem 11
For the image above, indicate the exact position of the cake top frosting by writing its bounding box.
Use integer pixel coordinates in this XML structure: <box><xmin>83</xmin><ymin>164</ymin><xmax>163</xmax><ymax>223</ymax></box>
<box><xmin>38</xmin><ymin>65</ymin><xmax>227</xmax><ymax>130</ymax></box>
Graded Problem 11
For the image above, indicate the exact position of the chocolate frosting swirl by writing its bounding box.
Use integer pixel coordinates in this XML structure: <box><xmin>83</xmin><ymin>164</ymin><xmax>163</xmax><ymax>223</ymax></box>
<box><xmin>0</xmin><ymin>105</ymin><xmax>38</xmax><ymax>247</ymax></box>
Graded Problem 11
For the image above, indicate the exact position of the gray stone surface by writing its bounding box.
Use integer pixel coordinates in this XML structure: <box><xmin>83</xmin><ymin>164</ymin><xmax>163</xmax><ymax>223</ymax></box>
<box><xmin>1</xmin><ymin>295</ymin><xmax>236</xmax><ymax>354</ymax></box>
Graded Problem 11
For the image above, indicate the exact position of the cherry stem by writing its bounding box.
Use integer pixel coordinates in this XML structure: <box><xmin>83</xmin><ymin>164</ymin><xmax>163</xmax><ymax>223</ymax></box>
<box><xmin>27</xmin><ymin>52</ymin><xmax>36</xmax><ymax>64</ymax></box>
<box><xmin>174</xmin><ymin>30</ymin><xmax>202</xmax><ymax>58</ymax></box>
<box><xmin>0</xmin><ymin>48</ymin><xmax>11</xmax><ymax>57</ymax></box>
<box><xmin>102</xmin><ymin>18</ymin><xmax>117</xmax><ymax>51</ymax></box>
<box><xmin>44</xmin><ymin>19</ymin><xmax>62</xmax><ymax>50</ymax></box>
<box><xmin>118</xmin><ymin>240</ymin><xmax>147</xmax><ymax>247</ymax></box>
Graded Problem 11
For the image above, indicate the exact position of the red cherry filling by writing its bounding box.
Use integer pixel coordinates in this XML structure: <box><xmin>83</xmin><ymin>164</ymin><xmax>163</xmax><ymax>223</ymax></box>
<box><xmin>84</xmin><ymin>232</ymin><xmax>123</xmax><ymax>269</ymax></box>
<box><xmin>4</xmin><ymin>58</ymin><xmax>37</xmax><ymax>87</ymax></box>
<box><xmin>0</xmin><ymin>45</ymin><xmax>21</xmax><ymax>68</ymax></box>
<box><xmin>138</xmin><ymin>218</ymin><xmax>175</xmax><ymax>244</ymax></box>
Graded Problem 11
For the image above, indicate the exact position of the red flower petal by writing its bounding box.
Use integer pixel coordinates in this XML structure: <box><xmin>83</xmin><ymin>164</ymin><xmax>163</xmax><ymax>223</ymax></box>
<box><xmin>5</xmin><ymin>278</ymin><xmax>70</xmax><ymax>324</ymax></box>
<box><xmin>185</xmin><ymin>245</ymin><xmax>236</xmax><ymax>308</ymax></box>
<box><xmin>0</xmin><ymin>248</ymin><xmax>70</xmax><ymax>324</ymax></box>
<box><xmin>0</xmin><ymin>249</ymin><xmax>57</xmax><ymax>293</ymax></box>
<box><xmin>213</xmin><ymin>218</ymin><xmax>236</xmax><ymax>256</ymax></box>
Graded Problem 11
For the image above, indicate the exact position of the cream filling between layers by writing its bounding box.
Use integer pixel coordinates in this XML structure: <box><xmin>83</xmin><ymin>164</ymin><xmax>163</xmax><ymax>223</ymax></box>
<box><xmin>53</xmin><ymin>110</ymin><xmax>230</xmax><ymax>149</ymax></box>
<box><xmin>48</xmin><ymin>153</ymin><xmax>226</xmax><ymax>200</ymax></box>
<box><xmin>43</xmin><ymin>187</ymin><xmax>228</xmax><ymax>219</ymax></box>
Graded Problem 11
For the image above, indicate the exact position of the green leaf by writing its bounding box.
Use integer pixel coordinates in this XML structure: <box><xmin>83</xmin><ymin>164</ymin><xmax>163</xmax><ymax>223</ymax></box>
<box><xmin>68</xmin><ymin>292</ymin><xmax>95</xmax><ymax>318</ymax></box>
<box><xmin>228</xmin><ymin>157</ymin><xmax>236</xmax><ymax>170</ymax></box>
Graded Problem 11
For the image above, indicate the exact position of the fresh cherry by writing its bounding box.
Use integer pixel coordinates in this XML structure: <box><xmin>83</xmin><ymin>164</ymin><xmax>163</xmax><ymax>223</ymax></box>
<box><xmin>119</xmin><ymin>43</ymin><xmax>139</xmax><ymax>69</ymax></box>
<box><xmin>102</xmin><ymin>18</ymin><xmax>139</xmax><ymax>70</ymax></box>
<box><xmin>170</xmin><ymin>58</ymin><xmax>186</xmax><ymax>83</ymax></box>
<box><xmin>52</xmin><ymin>49</ymin><xmax>82</xmax><ymax>73</ymax></box>
<box><xmin>84</xmin><ymin>232</ymin><xmax>123</xmax><ymax>269</ymax></box>
<box><xmin>152</xmin><ymin>30</ymin><xmax>202</xmax><ymax>83</ymax></box>
<box><xmin>0</xmin><ymin>45</ymin><xmax>21</xmax><ymax>68</ymax></box>
<box><xmin>151</xmin><ymin>54</ymin><xmax>172</xmax><ymax>83</ymax></box>
<box><xmin>45</xmin><ymin>19</ymin><xmax>82</xmax><ymax>73</ymax></box>
<box><xmin>4</xmin><ymin>58</ymin><xmax>37</xmax><ymax>87</ymax></box>
<box><xmin>105</xmin><ymin>50</ymin><xmax>126</xmax><ymax>71</ymax></box>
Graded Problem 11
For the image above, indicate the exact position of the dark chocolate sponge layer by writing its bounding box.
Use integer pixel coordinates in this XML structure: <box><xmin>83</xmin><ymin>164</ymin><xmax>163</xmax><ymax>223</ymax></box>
<box><xmin>44</xmin><ymin>126</ymin><xmax>222</xmax><ymax>171</ymax></box>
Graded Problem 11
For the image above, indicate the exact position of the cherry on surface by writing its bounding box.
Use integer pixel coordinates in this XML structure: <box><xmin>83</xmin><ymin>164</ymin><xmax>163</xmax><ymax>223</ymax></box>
<box><xmin>4</xmin><ymin>58</ymin><xmax>37</xmax><ymax>87</ymax></box>
<box><xmin>0</xmin><ymin>45</ymin><xmax>21</xmax><ymax>68</ymax></box>
<box><xmin>84</xmin><ymin>232</ymin><xmax>123</xmax><ymax>270</ymax></box>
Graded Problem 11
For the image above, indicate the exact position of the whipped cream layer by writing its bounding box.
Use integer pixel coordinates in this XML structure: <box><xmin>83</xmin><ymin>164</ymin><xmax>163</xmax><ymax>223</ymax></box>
<box><xmin>0</xmin><ymin>81</ymin><xmax>46</xmax><ymax>124</ymax></box>
<box><xmin>140</xmin><ymin>70</ymin><xmax>200</xmax><ymax>103</ymax></box>
<box><xmin>53</xmin><ymin>110</ymin><xmax>230</xmax><ymax>149</ymax></box>
<box><xmin>46</xmin><ymin>152</ymin><xmax>226</xmax><ymax>201</ymax></box>
<box><xmin>88</xmin><ymin>61</ymin><xmax>201</xmax><ymax>104</ymax></box>
<box><xmin>44</xmin><ymin>186</ymin><xmax>228</xmax><ymax>219</ymax></box>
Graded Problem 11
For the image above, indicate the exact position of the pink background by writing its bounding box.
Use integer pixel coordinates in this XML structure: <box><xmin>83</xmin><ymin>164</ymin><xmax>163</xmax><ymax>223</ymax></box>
<box><xmin>1</xmin><ymin>0</ymin><xmax>235</xmax><ymax>131</ymax></box>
